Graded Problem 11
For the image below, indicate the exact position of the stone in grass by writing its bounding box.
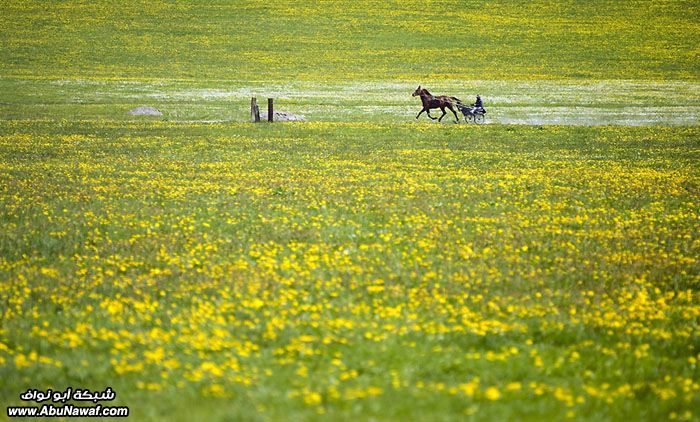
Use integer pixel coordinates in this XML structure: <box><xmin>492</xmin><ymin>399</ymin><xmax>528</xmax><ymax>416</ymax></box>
<box><xmin>260</xmin><ymin>111</ymin><xmax>305</xmax><ymax>122</ymax></box>
<box><xmin>128</xmin><ymin>106</ymin><xmax>163</xmax><ymax>116</ymax></box>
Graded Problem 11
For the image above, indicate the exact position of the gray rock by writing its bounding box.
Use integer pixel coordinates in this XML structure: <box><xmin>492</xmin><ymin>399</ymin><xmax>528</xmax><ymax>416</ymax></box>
<box><xmin>260</xmin><ymin>111</ymin><xmax>305</xmax><ymax>121</ymax></box>
<box><xmin>128</xmin><ymin>106</ymin><xmax>163</xmax><ymax>116</ymax></box>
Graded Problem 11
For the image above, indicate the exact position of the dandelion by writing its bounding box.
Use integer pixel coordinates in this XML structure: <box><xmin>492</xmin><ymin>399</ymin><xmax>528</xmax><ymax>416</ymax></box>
<box><xmin>484</xmin><ymin>387</ymin><xmax>501</xmax><ymax>400</ymax></box>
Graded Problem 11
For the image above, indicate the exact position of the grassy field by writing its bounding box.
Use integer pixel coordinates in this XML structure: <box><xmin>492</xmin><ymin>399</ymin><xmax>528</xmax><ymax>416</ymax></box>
<box><xmin>0</xmin><ymin>78</ymin><xmax>698</xmax><ymax>126</ymax></box>
<box><xmin>1</xmin><ymin>121</ymin><xmax>699</xmax><ymax>420</ymax></box>
<box><xmin>1</xmin><ymin>0</ymin><xmax>698</xmax><ymax>81</ymax></box>
<box><xmin>1</xmin><ymin>0</ymin><xmax>699</xmax><ymax>421</ymax></box>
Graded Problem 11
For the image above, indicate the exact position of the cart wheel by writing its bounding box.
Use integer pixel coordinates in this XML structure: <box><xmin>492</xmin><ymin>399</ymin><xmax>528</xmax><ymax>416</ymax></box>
<box><xmin>466</xmin><ymin>114</ymin><xmax>474</xmax><ymax>124</ymax></box>
<box><xmin>474</xmin><ymin>114</ymin><xmax>485</xmax><ymax>124</ymax></box>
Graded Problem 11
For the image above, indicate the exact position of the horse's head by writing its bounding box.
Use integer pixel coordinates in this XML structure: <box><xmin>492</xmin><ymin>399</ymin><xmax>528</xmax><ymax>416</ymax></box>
<box><xmin>412</xmin><ymin>86</ymin><xmax>422</xmax><ymax>97</ymax></box>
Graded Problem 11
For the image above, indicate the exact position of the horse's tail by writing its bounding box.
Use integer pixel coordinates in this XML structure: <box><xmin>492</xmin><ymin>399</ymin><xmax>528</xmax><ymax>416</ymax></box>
<box><xmin>451</xmin><ymin>97</ymin><xmax>466</xmax><ymax>112</ymax></box>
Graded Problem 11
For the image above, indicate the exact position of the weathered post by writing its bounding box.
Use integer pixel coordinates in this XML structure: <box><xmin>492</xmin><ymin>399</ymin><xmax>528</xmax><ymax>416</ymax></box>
<box><xmin>251</xmin><ymin>97</ymin><xmax>260</xmax><ymax>122</ymax></box>
<box><xmin>268</xmin><ymin>98</ymin><xmax>274</xmax><ymax>122</ymax></box>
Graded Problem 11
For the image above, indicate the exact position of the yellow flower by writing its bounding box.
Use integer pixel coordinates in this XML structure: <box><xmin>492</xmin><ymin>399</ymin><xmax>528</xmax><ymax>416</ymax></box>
<box><xmin>505</xmin><ymin>382</ymin><xmax>521</xmax><ymax>392</ymax></box>
<box><xmin>14</xmin><ymin>354</ymin><xmax>30</xmax><ymax>368</ymax></box>
<box><xmin>484</xmin><ymin>387</ymin><xmax>501</xmax><ymax>400</ymax></box>
<box><xmin>304</xmin><ymin>391</ymin><xmax>322</xmax><ymax>405</ymax></box>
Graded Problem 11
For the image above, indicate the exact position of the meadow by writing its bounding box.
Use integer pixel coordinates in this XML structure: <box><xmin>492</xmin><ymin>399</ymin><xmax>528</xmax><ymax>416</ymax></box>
<box><xmin>1</xmin><ymin>0</ymin><xmax>699</xmax><ymax>421</ymax></box>
<box><xmin>1</xmin><ymin>0</ymin><xmax>698</xmax><ymax>81</ymax></box>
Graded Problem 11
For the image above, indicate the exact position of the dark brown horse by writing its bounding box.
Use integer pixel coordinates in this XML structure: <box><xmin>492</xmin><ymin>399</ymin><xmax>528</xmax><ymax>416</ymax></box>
<box><xmin>412</xmin><ymin>86</ymin><xmax>462</xmax><ymax>122</ymax></box>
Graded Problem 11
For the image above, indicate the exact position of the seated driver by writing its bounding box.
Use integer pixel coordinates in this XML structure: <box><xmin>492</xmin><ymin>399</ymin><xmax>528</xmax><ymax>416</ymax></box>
<box><xmin>472</xmin><ymin>95</ymin><xmax>484</xmax><ymax>111</ymax></box>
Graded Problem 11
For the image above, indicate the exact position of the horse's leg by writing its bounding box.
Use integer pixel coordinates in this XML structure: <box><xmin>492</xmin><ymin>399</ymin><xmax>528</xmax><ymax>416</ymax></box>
<box><xmin>438</xmin><ymin>107</ymin><xmax>447</xmax><ymax>122</ymax></box>
<box><xmin>416</xmin><ymin>108</ymin><xmax>426</xmax><ymax>119</ymax></box>
<box><xmin>426</xmin><ymin>109</ymin><xmax>437</xmax><ymax>120</ymax></box>
<box><xmin>448</xmin><ymin>104</ymin><xmax>459</xmax><ymax>122</ymax></box>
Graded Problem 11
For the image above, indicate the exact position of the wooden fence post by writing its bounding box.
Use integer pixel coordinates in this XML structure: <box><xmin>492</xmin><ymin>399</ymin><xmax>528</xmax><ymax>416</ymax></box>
<box><xmin>268</xmin><ymin>98</ymin><xmax>273</xmax><ymax>122</ymax></box>
<box><xmin>251</xmin><ymin>97</ymin><xmax>260</xmax><ymax>122</ymax></box>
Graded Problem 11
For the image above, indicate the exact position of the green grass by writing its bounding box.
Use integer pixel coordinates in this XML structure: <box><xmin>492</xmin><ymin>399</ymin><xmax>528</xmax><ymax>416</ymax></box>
<box><xmin>1</xmin><ymin>0</ymin><xmax>698</xmax><ymax>81</ymax></box>
<box><xmin>0</xmin><ymin>78</ymin><xmax>698</xmax><ymax>125</ymax></box>
<box><xmin>1</xmin><ymin>121</ymin><xmax>699</xmax><ymax>420</ymax></box>
<box><xmin>1</xmin><ymin>0</ymin><xmax>699</xmax><ymax>420</ymax></box>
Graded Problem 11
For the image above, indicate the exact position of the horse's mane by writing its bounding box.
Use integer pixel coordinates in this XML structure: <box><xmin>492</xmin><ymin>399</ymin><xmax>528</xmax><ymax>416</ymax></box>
<box><xmin>421</xmin><ymin>88</ymin><xmax>432</xmax><ymax>96</ymax></box>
